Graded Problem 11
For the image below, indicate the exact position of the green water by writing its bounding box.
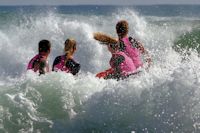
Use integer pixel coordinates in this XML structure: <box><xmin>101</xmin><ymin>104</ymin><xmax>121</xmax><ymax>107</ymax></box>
<box><xmin>173</xmin><ymin>28</ymin><xmax>200</xmax><ymax>54</ymax></box>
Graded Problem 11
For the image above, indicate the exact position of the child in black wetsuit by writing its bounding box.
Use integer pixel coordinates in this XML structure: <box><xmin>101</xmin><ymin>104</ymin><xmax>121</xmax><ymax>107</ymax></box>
<box><xmin>52</xmin><ymin>38</ymin><xmax>80</xmax><ymax>75</ymax></box>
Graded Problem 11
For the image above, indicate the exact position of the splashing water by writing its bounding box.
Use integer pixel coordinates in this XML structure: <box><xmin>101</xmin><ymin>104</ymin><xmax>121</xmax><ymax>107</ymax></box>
<box><xmin>0</xmin><ymin>5</ymin><xmax>200</xmax><ymax>133</ymax></box>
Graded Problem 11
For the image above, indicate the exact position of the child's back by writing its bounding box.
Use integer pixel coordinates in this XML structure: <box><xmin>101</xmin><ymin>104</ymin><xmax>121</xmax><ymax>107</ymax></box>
<box><xmin>116</xmin><ymin>20</ymin><xmax>151</xmax><ymax>69</ymax></box>
<box><xmin>52</xmin><ymin>38</ymin><xmax>80</xmax><ymax>75</ymax></box>
<box><xmin>27</xmin><ymin>40</ymin><xmax>51</xmax><ymax>75</ymax></box>
<box><xmin>52</xmin><ymin>55</ymin><xmax>80</xmax><ymax>75</ymax></box>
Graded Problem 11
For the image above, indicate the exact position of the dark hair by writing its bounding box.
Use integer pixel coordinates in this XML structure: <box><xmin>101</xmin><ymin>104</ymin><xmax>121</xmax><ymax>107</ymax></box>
<box><xmin>116</xmin><ymin>20</ymin><xmax>129</xmax><ymax>38</ymax></box>
<box><xmin>38</xmin><ymin>40</ymin><xmax>51</xmax><ymax>53</ymax></box>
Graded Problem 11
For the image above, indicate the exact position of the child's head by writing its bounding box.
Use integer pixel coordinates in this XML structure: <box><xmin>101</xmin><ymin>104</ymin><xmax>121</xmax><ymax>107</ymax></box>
<box><xmin>116</xmin><ymin>20</ymin><xmax>129</xmax><ymax>38</ymax></box>
<box><xmin>64</xmin><ymin>38</ymin><xmax>77</xmax><ymax>55</ymax></box>
<box><xmin>38</xmin><ymin>40</ymin><xmax>51</xmax><ymax>55</ymax></box>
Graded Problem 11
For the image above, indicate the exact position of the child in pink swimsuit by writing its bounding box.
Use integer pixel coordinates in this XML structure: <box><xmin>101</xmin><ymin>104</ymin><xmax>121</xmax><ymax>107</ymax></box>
<box><xmin>96</xmin><ymin>43</ymin><xmax>136</xmax><ymax>80</ymax></box>
<box><xmin>116</xmin><ymin>20</ymin><xmax>151</xmax><ymax>69</ymax></box>
<box><xmin>27</xmin><ymin>40</ymin><xmax>51</xmax><ymax>75</ymax></box>
<box><xmin>52</xmin><ymin>38</ymin><xmax>80</xmax><ymax>75</ymax></box>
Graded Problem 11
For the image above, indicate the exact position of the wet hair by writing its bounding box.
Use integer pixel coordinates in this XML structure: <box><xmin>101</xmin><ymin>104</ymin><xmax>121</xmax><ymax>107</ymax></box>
<box><xmin>116</xmin><ymin>20</ymin><xmax>129</xmax><ymax>38</ymax></box>
<box><xmin>64</xmin><ymin>38</ymin><xmax>76</xmax><ymax>55</ymax></box>
<box><xmin>63</xmin><ymin>38</ymin><xmax>77</xmax><ymax>64</ymax></box>
<box><xmin>38</xmin><ymin>40</ymin><xmax>51</xmax><ymax>53</ymax></box>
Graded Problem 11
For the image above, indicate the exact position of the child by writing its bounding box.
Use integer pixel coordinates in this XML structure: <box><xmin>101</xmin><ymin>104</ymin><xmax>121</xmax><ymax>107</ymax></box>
<box><xmin>52</xmin><ymin>38</ymin><xmax>80</xmax><ymax>75</ymax></box>
<box><xmin>116</xmin><ymin>20</ymin><xmax>151</xmax><ymax>69</ymax></box>
<box><xmin>96</xmin><ymin>43</ymin><xmax>136</xmax><ymax>80</ymax></box>
<box><xmin>27</xmin><ymin>40</ymin><xmax>51</xmax><ymax>75</ymax></box>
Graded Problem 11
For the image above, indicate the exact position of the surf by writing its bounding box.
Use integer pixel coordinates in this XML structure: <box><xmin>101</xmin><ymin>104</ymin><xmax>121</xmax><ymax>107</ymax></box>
<box><xmin>0</xmin><ymin>5</ymin><xmax>199</xmax><ymax>132</ymax></box>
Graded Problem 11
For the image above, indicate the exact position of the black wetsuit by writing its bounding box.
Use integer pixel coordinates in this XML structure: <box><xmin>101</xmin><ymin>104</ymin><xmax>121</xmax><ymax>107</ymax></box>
<box><xmin>52</xmin><ymin>55</ymin><xmax>80</xmax><ymax>75</ymax></box>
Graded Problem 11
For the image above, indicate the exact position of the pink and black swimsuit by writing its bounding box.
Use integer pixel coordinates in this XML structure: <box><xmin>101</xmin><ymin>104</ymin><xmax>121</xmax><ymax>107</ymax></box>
<box><xmin>27</xmin><ymin>54</ymin><xmax>49</xmax><ymax>75</ymax></box>
<box><xmin>52</xmin><ymin>54</ymin><xmax>80</xmax><ymax>75</ymax></box>
<box><xmin>119</xmin><ymin>36</ymin><xmax>143</xmax><ymax>69</ymax></box>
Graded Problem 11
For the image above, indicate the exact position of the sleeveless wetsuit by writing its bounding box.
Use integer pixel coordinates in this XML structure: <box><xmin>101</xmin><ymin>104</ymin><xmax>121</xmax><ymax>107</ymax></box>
<box><xmin>108</xmin><ymin>51</ymin><xmax>136</xmax><ymax>78</ymax></box>
<box><xmin>96</xmin><ymin>51</ymin><xmax>136</xmax><ymax>80</ymax></box>
<box><xmin>119</xmin><ymin>36</ymin><xmax>143</xmax><ymax>69</ymax></box>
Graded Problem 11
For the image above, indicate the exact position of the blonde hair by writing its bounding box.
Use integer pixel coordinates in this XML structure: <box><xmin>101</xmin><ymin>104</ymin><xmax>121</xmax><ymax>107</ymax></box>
<box><xmin>64</xmin><ymin>38</ymin><xmax>76</xmax><ymax>60</ymax></box>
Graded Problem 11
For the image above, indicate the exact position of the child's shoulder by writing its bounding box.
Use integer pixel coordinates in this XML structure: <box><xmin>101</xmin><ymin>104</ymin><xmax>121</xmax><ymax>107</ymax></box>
<box><xmin>54</xmin><ymin>55</ymin><xmax>64</xmax><ymax>60</ymax></box>
<box><xmin>53</xmin><ymin>55</ymin><xmax>64</xmax><ymax>66</ymax></box>
<box><xmin>128</xmin><ymin>36</ymin><xmax>140</xmax><ymax>48</ymax></box>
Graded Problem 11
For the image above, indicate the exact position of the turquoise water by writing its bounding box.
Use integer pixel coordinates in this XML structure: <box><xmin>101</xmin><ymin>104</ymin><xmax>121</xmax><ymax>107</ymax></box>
<box><xmin>0</xmin><ymin>5</ymin><xmax>200</xmax><ymax>133</ymax></box>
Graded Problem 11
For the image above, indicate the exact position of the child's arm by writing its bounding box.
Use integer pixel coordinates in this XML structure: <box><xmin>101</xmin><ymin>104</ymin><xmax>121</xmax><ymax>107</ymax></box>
<box><xmin>66</xmin><ymin>59</ymin><xmax>80</xmax><ymax>75</ymax></box>
<box><xmin>33</xmin><ymin>61</ymin><xmax>40</xmax><ymax>72</ymax></box>
<box><xmin>46</xmin><ymin>61</ymin><xmax>50</xmax><ymax>72</ymax></box>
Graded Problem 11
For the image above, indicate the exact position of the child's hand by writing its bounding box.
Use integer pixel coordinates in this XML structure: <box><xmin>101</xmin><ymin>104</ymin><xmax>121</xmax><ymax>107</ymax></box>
<box><xmin>145</xmin><ymin>57</ymin><xmax>152</xmax><ymax>70</ymax></box>
<box><xmin>33</xmin><ymin>62</ymin><xmax>40</xmax><ymax>72</ymax></box>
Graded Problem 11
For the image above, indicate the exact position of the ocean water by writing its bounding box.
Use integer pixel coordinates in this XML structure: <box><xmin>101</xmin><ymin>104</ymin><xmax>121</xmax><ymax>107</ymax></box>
<box><xmin>0</xmin><ymin>5</ymin><xmax>200</xmax><ymax>133</ymax></box>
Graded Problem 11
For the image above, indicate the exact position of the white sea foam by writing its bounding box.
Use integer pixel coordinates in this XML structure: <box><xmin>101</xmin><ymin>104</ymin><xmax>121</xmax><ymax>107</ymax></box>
<box><xmin>0</xmin><ymin>7</ymin><xmax>199</xmax><ymax>132</ymax></box>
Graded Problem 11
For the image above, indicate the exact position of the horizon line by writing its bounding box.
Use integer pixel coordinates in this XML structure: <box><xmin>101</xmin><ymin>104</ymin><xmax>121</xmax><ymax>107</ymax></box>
<box><xmin>0</xmin><ymin>3</ymin><xmax>200</xmax><ymax>6</ymax></box>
